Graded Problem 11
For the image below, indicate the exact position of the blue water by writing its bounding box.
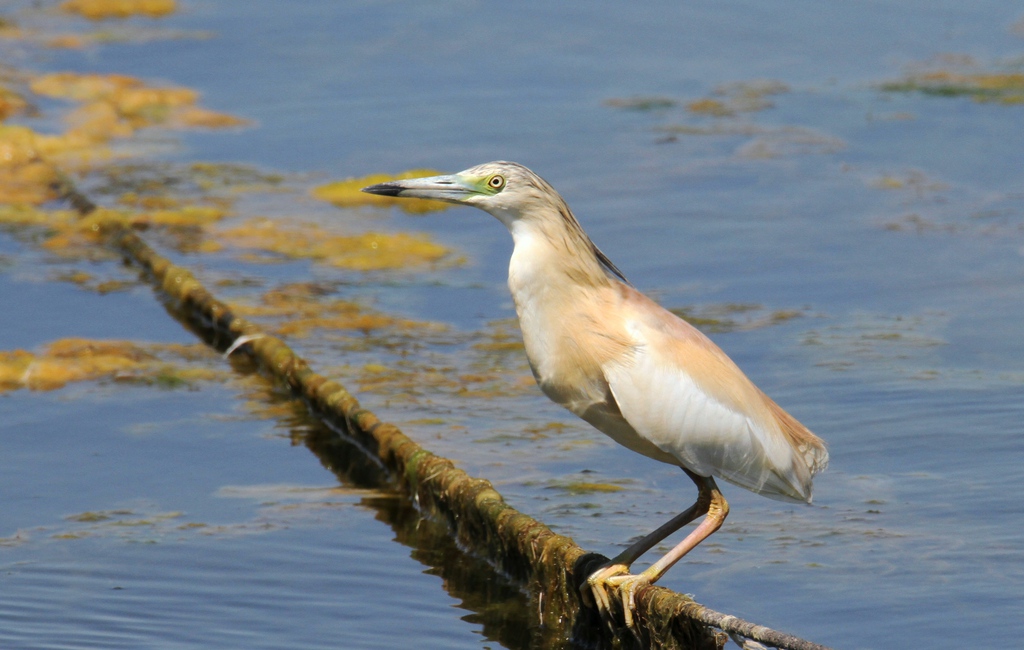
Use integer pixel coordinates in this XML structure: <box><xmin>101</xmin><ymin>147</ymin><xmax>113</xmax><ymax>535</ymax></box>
<box><xmin>3</xmin><ymin>1</ymin><xmax>1024</xmax><ymax>648</ymax></box>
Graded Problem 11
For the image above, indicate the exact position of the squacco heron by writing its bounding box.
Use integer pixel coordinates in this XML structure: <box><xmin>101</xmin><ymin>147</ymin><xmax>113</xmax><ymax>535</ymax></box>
<box><xmin>362</xmin><ymin>161</ymin><xmax>828</xmax><ymax>627</ymax></box>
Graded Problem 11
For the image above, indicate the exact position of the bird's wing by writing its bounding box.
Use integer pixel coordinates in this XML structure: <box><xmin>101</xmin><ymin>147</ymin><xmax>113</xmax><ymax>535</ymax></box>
<box><xmin>601</xmin><ymin>288</ymin><xmax>823</xmax><ymax>503</ymax></box>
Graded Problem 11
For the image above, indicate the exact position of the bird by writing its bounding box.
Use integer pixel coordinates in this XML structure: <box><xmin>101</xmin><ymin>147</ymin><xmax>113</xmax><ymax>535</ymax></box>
<box><xmin>361</xmin><ymin>161</ymin><xmax>828</xmax><ymax>628</ymax></box>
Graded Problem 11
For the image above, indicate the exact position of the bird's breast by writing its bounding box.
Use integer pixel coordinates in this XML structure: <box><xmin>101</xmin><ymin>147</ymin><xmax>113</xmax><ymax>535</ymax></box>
<box><xmin>507</xmin><ymin>260</ymin><xmax>629</xmax><ymax>414</ymax></box>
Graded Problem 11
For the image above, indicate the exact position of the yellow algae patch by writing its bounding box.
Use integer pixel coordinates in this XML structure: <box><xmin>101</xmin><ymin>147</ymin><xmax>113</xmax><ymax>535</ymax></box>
<box><xmin>51</xmin><ymin>269</ymin><xmax>136</xmax><ymax>294</ymax></box>
<box><xmin>0</xmin><ymin>203</ymin><xmax>226</xmax><ymax>257</ymax></box>
<box><xmin>545</xmin><ymin>480</ymin><xmax>632</xmax><ymax>495</ymax></box>
<box><xmin>60</xmin><ymin>0</ymin><xmax>177</xmax><ymax>20</ymax></box>
<box><xmin>686</xmin><ymin>98</ymin><xmax>734</xmax><ymax>117</ymax></box>
<box><xmin>30</xmin><ymin>72</ymin><xmax>247</xmax><ymax>138</ymax></box>
<box><xmin>0</xmin><ymin>85</ymin><xmax>28</xmax><ymax>122</ymax></box>
<box><xmin>881</xmin><ymin>68</ymin><xmax>1024</xmax><ymax>104</ymax></box>
<box><xmin>868</xmin><ymin>171</ymin><xmax>948</xmax><ymax>194</ymax></box>
<box><xmin>216</xmin><ymin>218</ymin><xmax>453</xmax><ymax>271</ymax></box>
<box><xmin>312</xmin><ymin>169</ymin><xmax>451</xmax><ymax>214</ymax></box>
<box><xmin>710</xmin><ymin>80</ymin><xmax>789</xmax><ymax>113</ymax></box>
<box><xmin>30</xmin><ymin>72</ymin><xmax>140</xmax><ymax>102</ymax></box>
<box><xmin>140</xmin><ymin>205</ymin><xmax>227</xmax><ymax>226</ymax></box>
<box><xmin>45</xmin><ymin>34</ymin><xmax>90</xmax><ymax>49</ymax></box>
<box><xmin>0</xmin><ymin>338</ymin><xmax>225</xmax><ymax>392</ymax></box>
<box><xmin>0</xmin><ymin>125</ymin><xmax>64</xmax><ymax>205</ymax></box>
<box><xmin>173</xmin><ymin>106</ymin><xmax>248</xmax><ymax>129</ymax></box>
<box><xmin>873</xmin><ymin>176</ymin><xmax>906</xmax><ymax>190</ymax></box>
<box><xmin>37</xmin><ymin>208</ymin><xmax>130</xmax><ymax>255</ymax></box>
<box><xmin>1</xmin><ymin>120</ymin><xmax>113</xmax><ymax>178</ymax></box>
<box><xmin>354</xmin><ymin>362</ymin><xmax>463</xmax><ymax>400</ymax></box>
<box><xmin>229</xmin><ymin>283</ymin><xmax>443</xmax><ymax>338</ymax></box>
<box><xmin>607</xmin><ymin>81</ymin><xmax>788</xmax><ymax>117</ymax></box>
<box><xmin>0</xmin><ymin>204</ymin><xmax>78</xmax><ymax>228</ymax></box>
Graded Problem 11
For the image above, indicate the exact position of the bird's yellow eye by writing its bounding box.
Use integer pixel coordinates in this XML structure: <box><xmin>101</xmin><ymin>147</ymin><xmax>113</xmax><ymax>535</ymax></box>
<box><xmin>487</xmin><ymin>175</ymin><xmax>505</xmax><ymax>190</ymax></box>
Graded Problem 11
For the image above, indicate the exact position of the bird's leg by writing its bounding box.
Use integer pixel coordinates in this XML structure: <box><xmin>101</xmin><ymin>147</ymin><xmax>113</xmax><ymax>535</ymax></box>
<box><xmin>584</xmin><ymin>501</ymin><xmax>703</xmax><ymax>623</ymax></box>
<box><xmin>595</xmin><ymin>470</ymin><xmax>730</xmax><ymax>629</ymax></box>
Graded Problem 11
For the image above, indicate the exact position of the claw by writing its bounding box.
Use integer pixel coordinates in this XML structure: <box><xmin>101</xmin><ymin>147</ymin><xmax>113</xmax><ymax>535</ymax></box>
<box><xmin>604</xmin><ymin>572</ymin><xmax>652</xmax><ymax>629</ymax></box>
<box><xmin>585</xmin><ymin>563</ymin><xmax>656</xmax><ymax>637</ymax></box>
<box><xmin>584</xmin><ymin>563</ymin><xmax>630</xmax><ymax>631</ymax></box>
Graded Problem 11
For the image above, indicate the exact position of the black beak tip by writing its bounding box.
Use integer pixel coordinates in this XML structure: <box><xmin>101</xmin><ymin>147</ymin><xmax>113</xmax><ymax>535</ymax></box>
<box><xmin>360</xmin><ymin>182</ymin><xmax>403</xmax><ymax>197</ymax></box>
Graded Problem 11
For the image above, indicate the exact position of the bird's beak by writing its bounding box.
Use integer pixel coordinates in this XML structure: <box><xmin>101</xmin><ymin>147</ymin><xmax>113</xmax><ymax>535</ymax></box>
<box><xmin>361</xmin><ymin>173</ymin><xmax>477</xmax><ymax>205</ymax></box>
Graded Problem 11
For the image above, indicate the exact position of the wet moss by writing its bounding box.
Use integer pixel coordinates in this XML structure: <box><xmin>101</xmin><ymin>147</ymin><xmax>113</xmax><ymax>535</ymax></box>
<box><xmin>312</xmin><ymin>169</ymin><xmax>451</xmax><ymax>214</ymax></box>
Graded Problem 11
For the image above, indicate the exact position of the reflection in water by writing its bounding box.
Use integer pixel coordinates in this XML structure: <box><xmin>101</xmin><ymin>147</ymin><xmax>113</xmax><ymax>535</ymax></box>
<box><xmin>297</xmin><ymin>407</ymin><xmax>544</xmax><ymax>649</ymax></box>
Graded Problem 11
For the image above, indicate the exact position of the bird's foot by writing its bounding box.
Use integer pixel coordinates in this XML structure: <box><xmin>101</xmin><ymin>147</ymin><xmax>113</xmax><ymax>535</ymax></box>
<box><xmin>584</xmin><ymin>563</ymin><xmax>652</xmax><ymax>632</ymax></box>
<box><xmin>604</xmin><ymin>572</ymin><xmax>652</xmax><ymax>630</ymax></box>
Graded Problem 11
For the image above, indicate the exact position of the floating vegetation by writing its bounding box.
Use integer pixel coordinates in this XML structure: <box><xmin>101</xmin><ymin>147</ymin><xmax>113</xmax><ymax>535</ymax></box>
<box><xmin>801</xmin><ymin>312</ymin><xmax>948</xmax><ymax>376</ymax></box>
<box><xmin>542</xmin><ymin>477</ymin><xmax>635</xmax><ymax>496</ymax></box>
<box><xmin>30</xmin><ymin>71</ymin><xmax>248</xmax><ymax>134</ymax></box>
<box><xmin>687</xmin><ymin>80</ymin><xmax>790</xmax><ymax>117</ymax></box>
<box><xmin>1</xmin><ymin>70</ymin><xmax>248</xmax><ymax>204</ymax></box>
<box><xmin>214</xmin><ymin>483</ymin><xmax>371</xmax><ymax>501</ymax></box>
<box><xmin>0</xmin><ymin>0</ymin><xmax>207</xmax><ymax>47</ymax></box>
<box><xmin>670</xmin><ymin>303</ymin><xmax>805</xmax><ymax>334</ymax></box>
<box><xmin>312</xmin><ymin>169</ymin><xmax>452</xmax><ymax>214</ymax></box>
<box><xmin>471</xmin><ymin>318</ymin><xmax>525</xmax><ymax>355</ymax></box>
<box><xmin>736</xmin><ymin>126</ymin><xmax>846</xmax><ymax>158</ymax></box>
<box><xmin>60</xmin><ymin>0</ymin><xmax>177</xmax><ymax>20</ymax></box>
<box><xmin>606</xmin><ymin>81</ymin><xmax>788</xmax><ymax>117</ymax></box>
<box><xmin>89</xmin><ymin>161</ymin><xmax>285</xmax><ymax>206</ymax></box>
<box><xmin>880</xmin><ymin>55</ymin><xmax>1024</xmax><ymax>104</ymax></box>
<box><xmin>609</xmin><ymin>81</ymin><xmax>843</xmax><ymax>158</ymax></box>
<box><xmin>229</xmin><ymin>282</ymin><xmax>445</xmax><ymax>339</ymax></box>
<box><xmin>0</xmin><ymin>338</ymin><xmax>225</xmax><ymax>393</ymax></box>
<box><xmin>0</xmin><ymin>83</ymin><xmax>29</xmax><ymax>121</ymax></box>
<box><xmin>0</xmin><ymin>125</ymin><xmax>63</xmax><ymax>204</ymax></box>
<box><xmin>216</xmin><ymin>218</ymin><xmax>455</xmax><ymax>271</ymax></box>
<box><xmin>603</xmin><ymin>96</ymin><xmax>677</xmax><ymax>111</ymax></box>
<box><xmin>0</xmin><ymin>204</ymin><xmax>227</xmax><ymax>257</ymax></box>
<box><xmin>868</xmin><ymin>170</ymin><xmax>948</xmax><ymax>195</ymax></box>
<box><xmin>50</xmin><ymin>268</ymin><xmax>136</xmax><ymax>293</ymax></box>
<box><xmin>879</xmin><ymin>213</ymin><xmax>962</xmax><ymax>234</ymax></box>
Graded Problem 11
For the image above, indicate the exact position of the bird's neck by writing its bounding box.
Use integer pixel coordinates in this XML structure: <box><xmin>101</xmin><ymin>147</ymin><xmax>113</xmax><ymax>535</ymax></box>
<box><xmin>505</xmin><ymin>216</ymin><xmax>612</xmax><ymax>299</ymax></box>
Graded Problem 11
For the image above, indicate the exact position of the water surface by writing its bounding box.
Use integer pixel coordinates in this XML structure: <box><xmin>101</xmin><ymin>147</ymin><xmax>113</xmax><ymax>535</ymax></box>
<box><xmin>2</xmin><ymin>2</ymin><xmax>1023</xmax><ymax>649</ymax></box>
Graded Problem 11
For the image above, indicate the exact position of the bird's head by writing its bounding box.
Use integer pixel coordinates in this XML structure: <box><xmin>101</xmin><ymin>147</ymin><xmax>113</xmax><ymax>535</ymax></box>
<box><xmin>361</xmin><ymin>161</ymin><xmax>560</xmax><ymax>228</ymax></box>
<box><xmin>362</xmin><ymin>160</ymin><xmax>629</xmax><ymax>283</ymax></box>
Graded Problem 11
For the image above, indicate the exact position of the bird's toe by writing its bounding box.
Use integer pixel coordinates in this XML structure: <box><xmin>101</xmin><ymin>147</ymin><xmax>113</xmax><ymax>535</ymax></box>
<box><xmin>604</xmin><ymin>573</ymin><xmax>653</xmax><ymax>629</ymax></box>
<box><xmin>584</xmin><ymin>563</ymin><xmax>656</xmax><ymax>632</ymax></box>
<box><xmin>584</xmin><ymin>563</ymin><xmax>630</xmax><ymax>630</ymax></box>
